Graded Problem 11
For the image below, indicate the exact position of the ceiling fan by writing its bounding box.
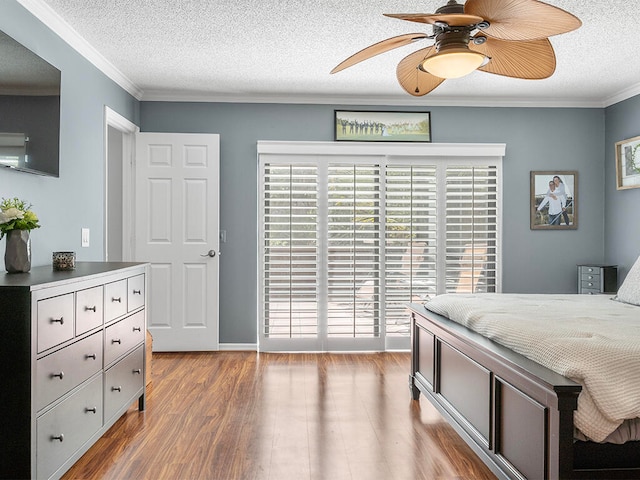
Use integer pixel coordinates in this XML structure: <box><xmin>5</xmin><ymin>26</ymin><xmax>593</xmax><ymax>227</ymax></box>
<box><xmin>330</xmin><ymin>0</ymin><xmax>581</xmax><ymax>96</ymax></box>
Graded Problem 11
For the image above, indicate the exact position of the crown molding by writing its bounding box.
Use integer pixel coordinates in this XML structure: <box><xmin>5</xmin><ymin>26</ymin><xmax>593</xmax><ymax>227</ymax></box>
<box><xmin>603</xmin><ymin>82</ymin><xmax>640</xmax><ymax>108</ymax></box>
<box><xmin>16</xmin><ymin>0</ymin><xmax>144</xmax><ymax>100</ymax></box>
<box><xmin>140</xmin><ymin>89</ymin><xmax>604</xmax><ymax>108</ymax></box>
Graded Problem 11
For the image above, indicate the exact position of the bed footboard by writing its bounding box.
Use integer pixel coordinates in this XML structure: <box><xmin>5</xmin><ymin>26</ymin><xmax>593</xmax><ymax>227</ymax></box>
<box><xmin>408</xmin><ymin>303</ymin><xmax>640</xmax><ymax>480</ymax></box>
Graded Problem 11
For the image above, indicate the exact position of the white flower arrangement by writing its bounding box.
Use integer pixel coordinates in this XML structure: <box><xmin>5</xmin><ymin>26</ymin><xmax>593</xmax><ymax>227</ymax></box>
<box><xmin>0</xmin><ymin>197</ymin><xmax>40</xmax><ymax>239</ymax></box>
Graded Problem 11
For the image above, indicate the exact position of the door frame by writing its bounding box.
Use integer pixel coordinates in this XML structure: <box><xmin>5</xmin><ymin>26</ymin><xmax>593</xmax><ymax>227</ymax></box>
<box><xmin>104</xmin><ymin>106</ymin><xmax>139</xmax><ymax>262</ymax></box>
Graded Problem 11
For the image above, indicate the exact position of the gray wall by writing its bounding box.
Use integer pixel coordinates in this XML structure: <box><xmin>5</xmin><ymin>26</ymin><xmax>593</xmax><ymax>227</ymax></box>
<box><xmin>0</xmin><ymin>1</ymin><xmax>138</xmax><ymax>266</ymax></box>
<box><xmin>140</xmin><ymin>102</ymin><xmax>605</xmax><ymax>344</ymax></box>
<box><xmin>604</xmin><ymin>96</ymin><xmax>640</xmax><ymax>281</ymax></box>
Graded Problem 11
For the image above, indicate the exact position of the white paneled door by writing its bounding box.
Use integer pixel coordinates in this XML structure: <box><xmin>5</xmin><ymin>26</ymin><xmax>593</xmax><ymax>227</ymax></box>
<box><xmin>134</xmin><ymin>133</ymin><xmax>220</xmax><ymax>351</ymax></box>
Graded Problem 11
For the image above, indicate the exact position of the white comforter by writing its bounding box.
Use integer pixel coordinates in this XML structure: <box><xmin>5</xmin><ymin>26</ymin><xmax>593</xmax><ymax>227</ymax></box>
<box><xmin>424</xmin><ymin>293</ymin><xmax>640</xmax><ymax>442</ymax></box>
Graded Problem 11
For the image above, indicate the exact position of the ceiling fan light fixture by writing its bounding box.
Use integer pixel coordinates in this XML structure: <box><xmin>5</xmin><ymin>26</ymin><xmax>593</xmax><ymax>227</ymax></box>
<box><xmin>419</xmin><ymin>47</ymin><xmax>486</xmax><ymax>79</ymax></box>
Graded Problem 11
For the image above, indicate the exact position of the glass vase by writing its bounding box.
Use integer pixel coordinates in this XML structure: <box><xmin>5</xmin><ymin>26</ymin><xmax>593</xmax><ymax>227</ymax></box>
<box><xmin>4</xmin><ymin>230</ymin><xmax>31</xmax><ymax>273</ymax></box>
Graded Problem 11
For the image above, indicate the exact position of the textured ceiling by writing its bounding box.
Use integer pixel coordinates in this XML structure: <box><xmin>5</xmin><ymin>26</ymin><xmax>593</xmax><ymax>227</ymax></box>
<box><xmin>30</xmin><ymin>0</ymin><xmax>640</xmax><ymax>106</ymax></box>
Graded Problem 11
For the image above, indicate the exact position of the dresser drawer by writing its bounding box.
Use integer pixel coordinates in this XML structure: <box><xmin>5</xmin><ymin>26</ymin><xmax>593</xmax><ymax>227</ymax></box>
<box><xmin>104</xmin><ymin>310</ymin><xmax>145</xmax><ymax>366</ymax></box>
<box><xmin>76</xmin><ymin>286</ymin><xmax>104</xmax><ymax>335</ymax></box>
<box><xmin>127</xmin><ymin>274</ymin><xmax>145</xmax><ymax>312</ymax></box>
<box><xmin>104</xmin><ymin>345</ymin><xmax>144</xmax><ymax>422</ymax></box>
<box><xmin>36</xmin><ymin>374</ymin><xmax>103</xmax><ymax>480</ymax></box>
<box><xmin>105</xmin><ymin>279</ymin><xmax>127</xmax><ymax>322</ymax></box>
<box><xmin>38</xmin><ymin>294</ymin><xmax>74</xmax><ymax>353</ymax></box>
<box><xmin>36</xmin><ymin>331</ymin><xmax>103</xmax><ymax>412</ymax></box>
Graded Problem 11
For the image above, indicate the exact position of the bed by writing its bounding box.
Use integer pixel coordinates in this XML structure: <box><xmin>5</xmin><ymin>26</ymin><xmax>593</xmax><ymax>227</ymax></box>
<box><xmin>408</xmin><ymin>257</ymin><xmax>640</xmax><ymax>480</ymax></box>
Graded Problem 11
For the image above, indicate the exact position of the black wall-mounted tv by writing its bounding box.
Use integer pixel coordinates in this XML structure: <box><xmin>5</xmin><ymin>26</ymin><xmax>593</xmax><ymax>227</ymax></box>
<box><xmin>0</xmin><ymin>29</ymin><xmax>61</xmax><ymax>177</ymax></box>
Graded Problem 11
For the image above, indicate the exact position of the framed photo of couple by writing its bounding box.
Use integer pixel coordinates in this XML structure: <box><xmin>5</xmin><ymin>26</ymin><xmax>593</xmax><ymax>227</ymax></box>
<box><xmin>530</xmin><ymin>171</ymin><xmax>578</xmax><ymax>230</ymax></box>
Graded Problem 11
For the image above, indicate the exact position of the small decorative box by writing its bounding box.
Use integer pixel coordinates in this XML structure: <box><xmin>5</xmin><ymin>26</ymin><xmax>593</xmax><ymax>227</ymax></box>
<box><xmin>52</xmin><ymin>251</ymin><xmax>76</xmax><ymax>271</ymax></box>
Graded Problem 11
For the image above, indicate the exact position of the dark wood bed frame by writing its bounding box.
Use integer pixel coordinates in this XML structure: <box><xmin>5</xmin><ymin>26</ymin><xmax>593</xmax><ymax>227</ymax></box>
<box><xmin>408</xmin><ymin>303</ymin><xmax>640</xmax><ymax>480</ymax></box>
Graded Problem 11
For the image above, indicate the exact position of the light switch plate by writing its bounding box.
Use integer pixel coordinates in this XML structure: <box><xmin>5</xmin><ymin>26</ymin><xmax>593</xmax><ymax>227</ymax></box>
<box><xmin>81</xmin><ymin>228</ymin><xmax>90</xmax><ymax>247</ymax></box>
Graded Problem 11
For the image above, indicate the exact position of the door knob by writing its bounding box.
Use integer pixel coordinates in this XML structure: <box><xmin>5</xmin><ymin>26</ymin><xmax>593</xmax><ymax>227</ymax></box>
<box><xmin>201</xmin><ymin>250</ymin><xmax>217</xmax><ymax>258</ymax></box>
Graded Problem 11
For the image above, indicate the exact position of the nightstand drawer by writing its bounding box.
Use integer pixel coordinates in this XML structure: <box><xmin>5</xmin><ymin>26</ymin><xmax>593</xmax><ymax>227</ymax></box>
<box><xmin>580</xmin><ymin>266</ymin><xmax>599</xmax><ymax>275</ymax></box>
<box><xmin>36</xmin><ymin>331</ymin><xmax>103</xmax><ymax>411</ymax></box>
<box><xmin>37</xmin><ymin>294</ymin><xmax>74</xmax><ymax>353</ymax></box>
<box><xmin>580</xmin><ymin>272</ymin><xmax>600</xmax><ymax>282</ymax></box>
<box><xmin>104</xmin><ymin>345</ymin><xmax>144</xmax><ymax>421</ymax></box>
<box><xmin>581</xmin><ymin>279</ymin><xmax>601</xmax><ymax>290</ymax></box>
<box><xmin>580</xmin><ymin>287</ymin><xmax>602</xmax><ymax>295</ymax></box>
<box><xmin>105</xmin><ymin>280</ymin><xmax>127</xmax><ymax>322</ymax></box>
<box><xmin>76</xmin><ymin>286</ymin><xmax>104</xmax><ymax>335</ymax></box>
<box><xmin>104</xmin><ymin>310</ymin><xmax>145</xmax><ymax>366</ymax></box>
<box><xmin>36</xmin><ymin>374</ymin><xmax>103</xmax><ymax>480</ymax></box>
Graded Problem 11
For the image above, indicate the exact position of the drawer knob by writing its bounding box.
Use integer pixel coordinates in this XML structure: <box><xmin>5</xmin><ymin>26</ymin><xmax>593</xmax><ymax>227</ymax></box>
<box><xmin>133</xmin><ymin>326</ymin><xmax>141</xmax><ymax>332</ymax></box>
<box><xmin>86</xmin><ymin>353</ymin><xmax>97</xmax><ymax>360</ymax></box>
<box><xmin>51</xmin><ymin>434</ymin><xmax>64</xmax><ymax>442</ymax></box>
<box><xmin>588</xmin><ymin>282</ymin><xmax>594</xmax><ymax>287</ymax></box>
<box><xmin>587</xmin><ymin>275</ymin><xmax>593</xmax><ymax>280</ymax></box>
<box><xmin>133</xmin><ymin>289</ymin><xmax>141</xmax><ymax>295</ymax></box>
<box><xmin>51</xmin><ymin>371</ymin><xmax>64</xmax><ymax>380</ymax></box>
<box><xmin>51</xmin><ymin>317</ymin><xmax>64</xmax><ymax>325</ymax></box>
<box><xmin>85</xmin><ymin>407</ymin><xmax>97</xmax><ymax>414</ymax></box>
<box><xmin>112</xmin><ymin>338</ymin><xmax>122</xmax><ymax>344</ymax></box>
<box><xmin>112</xmin><ymin>297</ymin><xmax>122</xmax><ymax>303</ymax></box>
<box><xmin>112</xmin><ymin>386</ymin><xmax>122</xmax><ymax>392</ymax></box>
<box><xmin>133</xmin><ymin>368</ymin><xmax>142</xmax><ymax>375</ymax></box>
<box><xmin>85</xmin><ymin>305</ymin><xmax>97</xmax><ymax>312</ymax></box>
<box><xmin>588</xmin><ymin>268</ymin><xmax>594</xmax><ymax>272</ymax></box>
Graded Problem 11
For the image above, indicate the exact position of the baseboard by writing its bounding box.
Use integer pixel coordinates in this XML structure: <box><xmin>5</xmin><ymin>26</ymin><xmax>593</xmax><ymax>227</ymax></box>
<box><xmin>218</xmin><ymin>343</ymin><xmax>258</xmax><ymax>351</ymax></box>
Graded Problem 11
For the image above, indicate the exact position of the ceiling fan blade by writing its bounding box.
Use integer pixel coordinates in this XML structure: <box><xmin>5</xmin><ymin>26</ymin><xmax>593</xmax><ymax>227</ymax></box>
<box><xmin>330</xmin><ymin>33</ymin><xmax>428</xmax><ymax>74</ymax></box>
<box><xmin>470</xmin><ymin>37</ymin><xmax>555</xmax><ymax>79</ymax></box>
<box><xmin>384</xmin><ymin>13</ymin><xmax>483</xmax><ymax>27</ymax></box>
<box><xmin>464</xmin><ymin>0</ymin><xmax>581</xmax><ymax>41</ymax></box>
<box><xmin>396</xmin><ymin>46</ymin><xmax>445</xmax><ymax>96</ymax></box>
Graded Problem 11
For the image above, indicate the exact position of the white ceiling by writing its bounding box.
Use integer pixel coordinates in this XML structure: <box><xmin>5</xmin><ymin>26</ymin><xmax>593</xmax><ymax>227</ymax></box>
<box><xmin>20</xmin><ymin>0</ymin><xmax>640</xmax><ymax>107</ymax></box>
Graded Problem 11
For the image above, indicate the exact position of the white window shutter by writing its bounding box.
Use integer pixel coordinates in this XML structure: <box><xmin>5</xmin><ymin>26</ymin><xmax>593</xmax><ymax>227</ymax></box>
<box><xmin>258</xmin><ymin>142</ymin><xmax>503</xmax><ymax>351</ymax></box>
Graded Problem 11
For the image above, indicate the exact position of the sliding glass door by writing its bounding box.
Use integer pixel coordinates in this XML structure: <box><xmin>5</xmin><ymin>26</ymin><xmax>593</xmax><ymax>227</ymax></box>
<box><xmin>258</xmin><ymin>142</ymin><xmax>503</xmax><ymax>352</ymax></box>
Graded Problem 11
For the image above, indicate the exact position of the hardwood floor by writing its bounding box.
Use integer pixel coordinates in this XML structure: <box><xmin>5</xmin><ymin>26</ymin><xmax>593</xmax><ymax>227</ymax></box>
<box><xmin>62</xmin><ymin>352</ymin><xmax>497</xmax><ymax>480</ymax></box>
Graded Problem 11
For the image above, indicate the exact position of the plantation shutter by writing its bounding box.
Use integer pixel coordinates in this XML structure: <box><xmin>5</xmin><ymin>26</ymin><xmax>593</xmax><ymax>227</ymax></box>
<box><xmin>384</xmin><ymin>165</ymin><xmax>437</xmax><ymax>338</ymax></box>
<box><xmin>258</xmin><ymin>141</ymin><xmax>503</xmax><ymax>352</ymax></box>
<box><xmin>262</xmin><ymin>164</ymin><xmax>319</xmax><ymax>341</ymax></box>
<box><xmin>326</xmin><ymin>164</ymin><xmax>382</xmax><ymax>339</ymax></box>
<box><xmin>445</xmin><ymin>165</ymin><xmax>498</xmax><ymax>293</ymax></box>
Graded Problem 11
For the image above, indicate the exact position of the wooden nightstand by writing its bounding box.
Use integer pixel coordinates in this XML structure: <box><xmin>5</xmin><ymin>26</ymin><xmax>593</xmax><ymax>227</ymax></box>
<box><xmin>577</xmin><ymin>264</ymin><xmax>617</xmax><ymax>294</ymax></box>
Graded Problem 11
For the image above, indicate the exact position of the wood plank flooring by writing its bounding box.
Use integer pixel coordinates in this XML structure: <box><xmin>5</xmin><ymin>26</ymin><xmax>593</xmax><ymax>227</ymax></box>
<box><xmin>62</xmin><ymin>352</ymin><xmax>497</xmax><ymax>480</ymax></box>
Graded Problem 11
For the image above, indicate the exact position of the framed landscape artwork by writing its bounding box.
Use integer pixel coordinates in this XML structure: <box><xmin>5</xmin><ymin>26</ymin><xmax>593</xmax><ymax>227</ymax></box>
<box><xmin>334</xmin><ymin>110</ymin><xmax>431</xmax><ymax>142</ymax></box>
<box><xmin>615</xmin><ymin>135</ymin><xmax>640</xmax><ymax>190</ymax></box>
<box><xmin>530</xmin><ymin>171</ymin><xmax>578</xmax><ymax>230</ymax></box>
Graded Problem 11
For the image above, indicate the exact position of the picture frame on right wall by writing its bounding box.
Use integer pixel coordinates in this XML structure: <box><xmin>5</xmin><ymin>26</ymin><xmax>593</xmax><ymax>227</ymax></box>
<box><xmin>615</xmin><ymin>135</ymin><xmax>640</xmax><ymax>190</ymax></box>
<box><xmin>530</xmin><ymin>171</ymin><xmax>578</xmax><ymax>230</ymax></box>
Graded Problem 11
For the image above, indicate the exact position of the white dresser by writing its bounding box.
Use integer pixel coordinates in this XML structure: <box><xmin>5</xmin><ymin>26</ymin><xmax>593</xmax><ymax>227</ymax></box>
<box><xmin>0</xmin><ymin>262</ymin><xmax>147</xmax><ymax>480</ymax></box>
